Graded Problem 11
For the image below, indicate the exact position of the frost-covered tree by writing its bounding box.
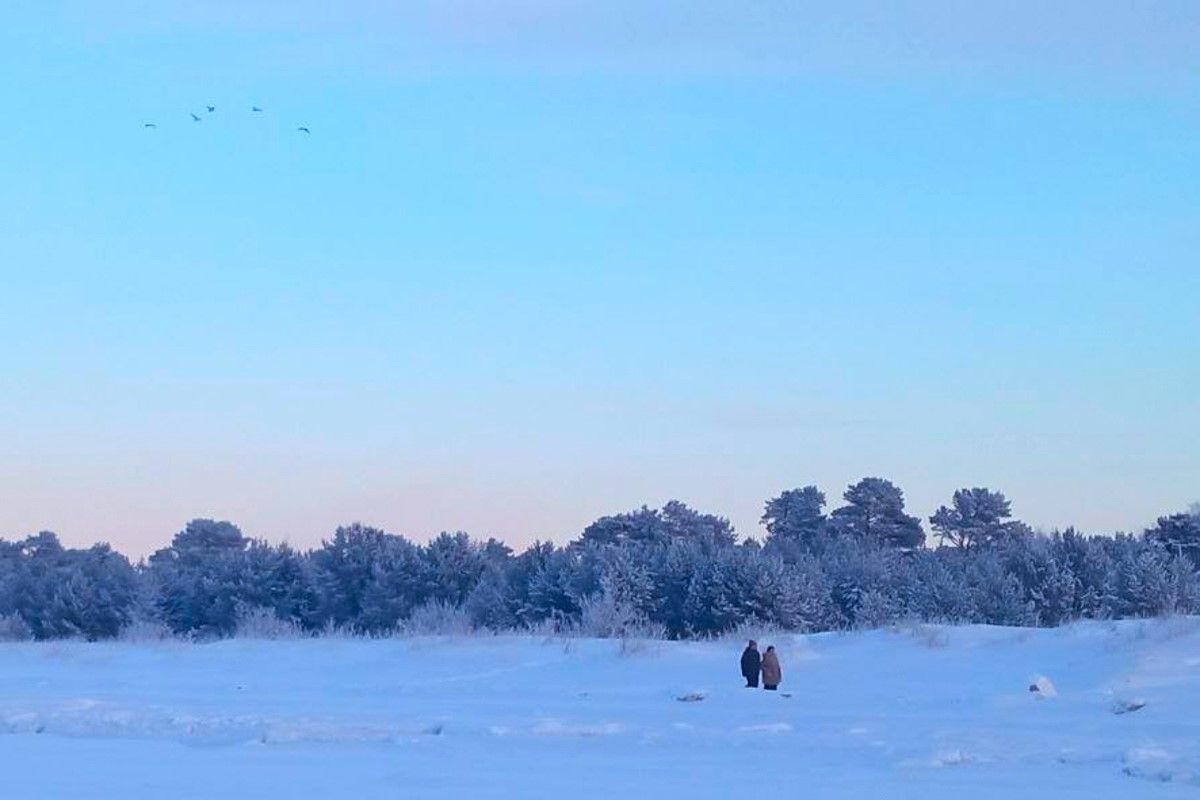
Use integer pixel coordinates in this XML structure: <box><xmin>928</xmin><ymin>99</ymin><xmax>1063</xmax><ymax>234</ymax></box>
<box><xmin>1050</xmin><ymin>529</ymin><xmax>1116</xmax><ymax>619</ymax></box>
<box><xmin>354</xmin><ymin>534</ymin><xmax>431</xmax><ymax>633</ymax></box>
<box><xmin>594</xmin><ymin>544</ymin><xmax>658</xmax><ymax>619</ymax></box>
<box><xmin>682</xmin><ymin>547</ymin><xmax>803</xmax><ymax>635</ymax></box>
<box><xmin>522</xmin><ymin>546</ymin><xmax>586</xmax><ymax>625</ymax></box>
<box><xmin>993</xmin><ymin>535</ymin><xmax>1076</xmax><ymax>626</ymax></box>
<box><xmin>660</xmin><ymin>500</ymin><xmax>738</xmax><ymax>548</ymax></box>
<box><xmin>311</xmin><ymin>524</ymin><xmax>424</xmax><ymax>630</ymax></box>
<box><xmin>0</xmin><ymin>533</ymin><xmax>138</xmax><ymax>640</ymax></box>
<box><xmin>423</xmin><ymin>531</ymin><xmax>487</xmax><ymax>607</ymax></box>
<box><xmin>579</xmin><ymin>501</ymin><xmax>736</xmax><ymax>549</ymax></box>
<box><xmin>5</xmin><ymin>489</ymin><xmax>1200</xmax><ymax>641</ymax></box>
<box><xmin>147</xmin><ymin>519</ymin><xmax>252</xmax><ymax>637</ymax></box>
<box><xmin>761</xmin><ymin>486</ymin><xmax>827</xmax><ymax>556</ymax></box>
<box><xmin>464</xmin><ymin>563</ymin><xmax>515</xmax><ymax>630</ymax></box>
<box><xmin>236</xmin><ymin>541</ymin><xmax>322</xmax><ymax>629</ymax></box>
<box><xmin>646</xmin><ymin>539</ymin><xmax>708</xmax><ymax>636</ymax></box>
<box><xmin>1114</xmin><ymin>540</ymin><xmax>1174</xmax><ymax>617</ymax></box>
<box><xmin>930</xmin><ymin>488</ymin><xmax>1028</xmax><ymax>549</ymax></box>
<box><xmin>1111</xmin><ymin>536</ymin><xmax>1200</xmax><ymax>617</ymax></box>
<box><xmin>1144</xmin><ymin>511</ymin><xmax>1200</xmax><ymax>563</ymax></box>
<box><xmin>964</xmin><ymin>550</ymin><xmax>1035</xmax><ymax>625</ymax></box>
<box><xmin>817</xmin><ymin>538</ymin><xmax>904</xmax><ymax>627</ymax></box>
<box><xmin>899</xmin><ymin>549</ymin><xmax>972</xmax><ymax>624</ymax></box>
<box><xmin>827</xmin><ymin>478</ymin><xmax>924</xmax><ymax>550</ymax></box>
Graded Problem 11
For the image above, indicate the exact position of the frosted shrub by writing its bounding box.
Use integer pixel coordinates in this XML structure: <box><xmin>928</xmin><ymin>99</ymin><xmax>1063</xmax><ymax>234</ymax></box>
<box><xmin>524</xmin><ymin>615</ymin><xmax>577</xmax><ymax>653</ymax></box>
<box><xmin>721</xmin><ymin>616</ymin><xmax>781</xmax><ymax>644</ymax></box>
<box><xmin>577</xmin><ymin>590</ymin><xmax>640</xmax><ymax>638</ymax></box>
<box><xmin>118</xmin><ymin>615</ymin><xmax>174</xmax><ymax>643</ymax></box>
<box><xmin>895</xmin><ymin>622</ymin><xmax>950</xmax><ymax>649</ymax></box>
<box><xmin>617</xmin><ymin>629</ymin><xmax>666</xmax><ymax>656</ymax></box>
<box><xmin>402</xmin><ymin>600</ymin><xmax>474</xmax><ymax>636</ymax></box>
<box><xmin>853</xmin><ymin>589</ymin><xmax>900</xmax><ymax>630</ymax></box>
<box><xmin>234</xmin><ymin>606</ymin><xmax>305</xmax><ymax>640</ymax></box>
<box><xmin>317</xmin><ymin>619</ymin><xmax>359</xmax><ymax>639</ymax></box>
<box><xmin>0</xmin><ymin>613</ymin><xmax>32</xmax><ymax>642</ymax></box>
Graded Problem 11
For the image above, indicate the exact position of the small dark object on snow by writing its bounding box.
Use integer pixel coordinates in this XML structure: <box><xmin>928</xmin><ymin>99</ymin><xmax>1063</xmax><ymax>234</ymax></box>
<box><xmin>676</xmin><ymin>692</ymin><xmax>705</xmax><ymax>703</ymax></box>
<box><xmin>1113</xmin><ymin>699</ymin><xmax>1147</xmax><ymax>715</ymax></box>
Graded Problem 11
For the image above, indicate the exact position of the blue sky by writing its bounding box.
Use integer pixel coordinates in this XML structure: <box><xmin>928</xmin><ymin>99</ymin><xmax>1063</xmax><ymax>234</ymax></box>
<box><xmin>1</xmin><ymin>2</ymin><xmax>1197</xmax><ymax>554</ymax></box>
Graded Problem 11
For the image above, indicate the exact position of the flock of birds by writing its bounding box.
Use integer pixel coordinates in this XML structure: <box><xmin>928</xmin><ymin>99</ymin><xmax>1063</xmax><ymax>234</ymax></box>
<box><xmin>143</xmin><ymin>105</ymin><xmax>310</xmax><ymax>134</ymax></box>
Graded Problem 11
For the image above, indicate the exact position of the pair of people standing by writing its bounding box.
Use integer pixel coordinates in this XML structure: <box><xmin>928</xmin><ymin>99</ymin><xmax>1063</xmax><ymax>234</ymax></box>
<box><xmin>740</xmin><ymin>640</ymin><xmax>781</xmax><ymax>691</ymax></box>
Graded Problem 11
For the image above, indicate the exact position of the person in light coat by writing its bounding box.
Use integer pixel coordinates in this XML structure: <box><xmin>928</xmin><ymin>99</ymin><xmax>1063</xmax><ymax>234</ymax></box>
<box><xmin>760</xmin><ymin>645</ymin><xmax>782</xmax><ymax>691</ymax></box>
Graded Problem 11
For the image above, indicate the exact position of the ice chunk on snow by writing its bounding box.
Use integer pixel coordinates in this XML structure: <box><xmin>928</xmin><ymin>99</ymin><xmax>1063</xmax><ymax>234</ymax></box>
<box><xmin>930</xmin><ymin>748</ymin><xmax>975</xmax><ymax>766</ymax></box>
<box><xmin>1028</xmin><ymin>675</ymin><xmax>1057</xmax><ymax>698</ymax></box>
<box><xmin>1112</xmin><ymin>698</ymin><xmax>1147</xmax><ymax>715</ymax></box>
<box><xmin>736</xmin><ymin>722</ymin><xmax>792</xmax><ymax>733</ymax></box>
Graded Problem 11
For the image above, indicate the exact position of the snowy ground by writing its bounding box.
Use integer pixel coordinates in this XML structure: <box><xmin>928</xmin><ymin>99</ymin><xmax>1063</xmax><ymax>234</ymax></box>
<box><xmin>2</xmin><ymin>619</ymin><xmax>1198</xmax><ymax>799</ymax></box>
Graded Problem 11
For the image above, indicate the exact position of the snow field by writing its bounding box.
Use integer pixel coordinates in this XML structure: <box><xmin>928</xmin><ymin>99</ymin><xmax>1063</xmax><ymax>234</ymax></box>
<box><xmin>1</xmin><ymin>618</ymin><xmax>1198</xmax><ymax>798</ymax></box>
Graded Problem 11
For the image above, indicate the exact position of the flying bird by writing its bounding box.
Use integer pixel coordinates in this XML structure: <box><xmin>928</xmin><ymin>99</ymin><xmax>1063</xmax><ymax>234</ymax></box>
<box><xmin>206</xmin><ymin>105</ymin><xmax>216</xmax><ymax>113</ymax></box>
<box><xmin>251</xmin><ymin>106</ymin><xmax>263</xmax><ymax>112</ymax></box>
<box><xmin>190</xmin><ymin>113</ymin><xmax>201</xmax><ymax>121</ymax></box>
<box><xmin>297</xmin><ymin>126</ymin><xmax>310</xmax><ymax>134</ymax></box>
<box><xmin>143</xmin><ymin>123</ymin><xmax>157</xmax><ymax>128</ymax></box>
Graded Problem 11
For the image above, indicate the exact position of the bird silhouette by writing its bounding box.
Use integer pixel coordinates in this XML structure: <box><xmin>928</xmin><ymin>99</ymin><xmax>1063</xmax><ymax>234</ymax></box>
<box><xmin>297</xmin><ymin>126</ymin><xmax>311</xmax><ymax>134</ymax></box>
<box><xmin>143</xmin><ymin>123</ymin><xmax>157</xmax><ymax>128</ymax></box>
<box><xmin>206</xmin><ymin>105</ymin><xmax>216</xmax><ymax>113</ymax></box>
<box><xmin>251</xmin><ymin>106</ymin><xmax>263</xmax><ymax>112</ymax></box>
<box><xmin>190</xmin><ymin>113</ymin><xmax>201</xmax><ymax>122</ymax></box>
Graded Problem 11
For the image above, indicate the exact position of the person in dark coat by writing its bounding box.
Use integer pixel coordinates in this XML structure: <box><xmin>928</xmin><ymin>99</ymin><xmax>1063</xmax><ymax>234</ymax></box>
<box><xmin>760</xmin><ymin>645</ymin><xmax>782</xmax><ymax>691</ymax></box>
<box><xmin>740</xmin><ymin>640</ymin><xmax>761</xmax><ymax>688</ymax></box>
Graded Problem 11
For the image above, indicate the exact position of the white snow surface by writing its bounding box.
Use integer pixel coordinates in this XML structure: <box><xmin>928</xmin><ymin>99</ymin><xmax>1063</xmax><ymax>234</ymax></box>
<box><xmin>2</xmin><ymin>618</ymin><xmax>1199</xmax><ymax>798</ymax></box>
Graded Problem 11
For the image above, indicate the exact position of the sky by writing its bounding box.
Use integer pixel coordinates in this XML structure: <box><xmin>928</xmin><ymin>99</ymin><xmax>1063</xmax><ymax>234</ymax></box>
<box><xmin>1</xmin><ymin>2</ymin><xmax>1197</xmax><ymax>556</ymax></box>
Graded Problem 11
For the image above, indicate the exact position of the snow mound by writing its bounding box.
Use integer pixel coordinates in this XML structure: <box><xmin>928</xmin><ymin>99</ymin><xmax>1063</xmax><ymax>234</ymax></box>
<box><xmin>1028</xmin><ymin>675</ymin><xmax>1057</xmax><ymax>698</ymax></box>
<box><xmin>532</xmin><ymin>720</ymin><xmax>625</xmax><ymax>737</ymax></box>
<box><xmin>736</xmin><ymin>722</ymin><xmax>792</xmax><ymax>733</ymax></box>
<box><xmin>1121</xmin><ymin>747</ymin><xmax>1197</xmax><ymax>785</ymax></box>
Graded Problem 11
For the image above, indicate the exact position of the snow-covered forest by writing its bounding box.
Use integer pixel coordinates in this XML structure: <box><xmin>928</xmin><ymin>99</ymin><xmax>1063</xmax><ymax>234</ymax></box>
<box><xmin>2</xmin><ymin>479</ymin><xmax>1198</xmax><ymax>641</ymax></box>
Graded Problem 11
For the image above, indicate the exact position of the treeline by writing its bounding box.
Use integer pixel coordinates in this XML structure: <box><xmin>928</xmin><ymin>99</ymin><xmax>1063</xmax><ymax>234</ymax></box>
<box><xmin>1</xmin><ymin>478</ymin><xmax>1198</xmax><ymax>641</ymax></box>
